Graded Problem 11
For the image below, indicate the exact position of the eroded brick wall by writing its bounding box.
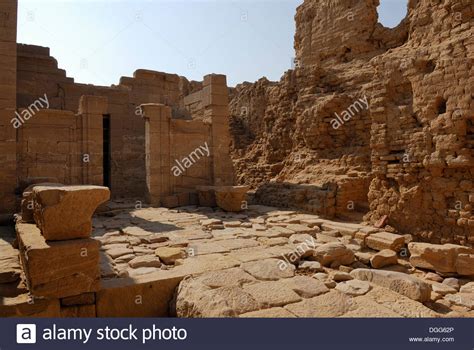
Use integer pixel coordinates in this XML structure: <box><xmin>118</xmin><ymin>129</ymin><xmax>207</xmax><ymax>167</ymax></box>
<box><xmin>365</xmin><ymin>0</ymin><xmax>474</xmax><ymax>244</ymax></box>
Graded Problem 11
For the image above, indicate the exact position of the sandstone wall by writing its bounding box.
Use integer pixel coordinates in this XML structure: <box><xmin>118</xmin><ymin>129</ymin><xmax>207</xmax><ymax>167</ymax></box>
<box><xmin>143</xmin><ymin>74</ymin><xmax>234</xmax><ymax>205</ymax></box>
<box><xmin>16</xmin><ymin>96</ymin><xmax>106</xmax><ymax>187</ymax></box>
<box><xmin>16</xmin><ymin>45</ymin><xmax>201</xmax><ymax>200</ymax></box>
<box><xmin>0</xmin><ymin>0</ymin><xmax>17</xmax><ymax>214</ymax></box>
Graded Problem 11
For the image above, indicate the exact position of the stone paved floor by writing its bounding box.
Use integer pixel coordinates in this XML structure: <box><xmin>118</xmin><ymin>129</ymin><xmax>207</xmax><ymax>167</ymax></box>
<box><xmin>93</xmin><ymin>203</ymin><xmax>474</xmax><ymax>318</ymax></box>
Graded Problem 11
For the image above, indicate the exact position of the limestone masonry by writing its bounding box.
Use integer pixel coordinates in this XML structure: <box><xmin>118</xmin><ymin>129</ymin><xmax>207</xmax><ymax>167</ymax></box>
<box><xmin>0</xmin><ymin>0</ymin><xmax>473</xmax><ymax>318</ymax></box>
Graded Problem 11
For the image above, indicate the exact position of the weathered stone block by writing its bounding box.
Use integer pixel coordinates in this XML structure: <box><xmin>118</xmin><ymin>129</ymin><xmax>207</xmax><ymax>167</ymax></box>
<box><xmin>32</xmin><ymin>185</ymin><xmax>110</xmax><ymax>241</ymax></box>
<box><xmin>96</xmin><ymin>273</ymin><xmax>183</xmax><ymax>317</ymax></box>
<box><xmin>350</xmin><ymin>268</ymin><xmax>431</xmax><ymax>302</ymax></box>
<box><xmin>16</xmin><ymin>223</ymin><xmax>100</xmax><ymax>298</ymax></box>
<box><xmin>366</xmin><ymin>232</ymin><xmax>405</xmax><ymax>252</ymax></box>
<box><xmin>215</xmin><ymin>186</ymin><xmax>249</xmax><ymax>212</ymax></box>
<box><xmin>408</xmin><ymin>242</ymin><xmax>474</xmax><ymax>274</ymax></box>
<box><xmin>0</xmin><ymin>294</ymin><xmax>60</xmax><ymax>317</ymax></box>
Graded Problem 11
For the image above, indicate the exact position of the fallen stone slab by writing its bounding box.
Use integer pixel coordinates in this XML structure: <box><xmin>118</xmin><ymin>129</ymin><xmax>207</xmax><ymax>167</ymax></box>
<box><xmin>455</xmin><ymin>254</ymin><xmax>474</xmax><ymax>276</ymax></box>
<box><xmin>365</xmin><ymin>232</ymin><xmax>405</xmax><ymax>252</ymax></box>
<box><xmin>128</xmin><ymin>255</ymin><xmax>161</xmax><ymax>268</ymax></box>
<box><xmin>311</xmin><ymin>242</ymin><xmax>355</xmax><ymax>267</ymax></box>
<box><xmin>370</xmin><ymin>249</ymin><xmax>398</xmax><ymax>268</ymax></box>
<box><xmin>408</xmin><ymin>243</ymin><xmax>474</xmax><ymax>275</ymax></box>
<box><xmin>16</xmin><ymin>223</ymin><xmax>100</xmax><ymax>299</ymax></box>
<box><xmin>33</xmin><ymin>185</ymin><xmax>110</xmax><ymax>241</ymax></box>
<box><xmin>445</xmin><ymin>293</ymin><xmax>474</xmax><ymax>310</ymax></box>
<box><xmin>155</xmin><ymin>247</ymin><xmax>185</xmax><ymax>264</ymax></box>
<box><xmin>350</xmin><ymin>268</ymin><xmax>431</xmax><ymax>302</ymax></box>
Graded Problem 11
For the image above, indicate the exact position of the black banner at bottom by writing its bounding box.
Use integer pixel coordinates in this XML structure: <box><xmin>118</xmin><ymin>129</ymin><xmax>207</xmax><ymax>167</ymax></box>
<box><xmin>2</xmin><ymin>318</ymin><xmax>473</xmax><ymax>350</ymax></box>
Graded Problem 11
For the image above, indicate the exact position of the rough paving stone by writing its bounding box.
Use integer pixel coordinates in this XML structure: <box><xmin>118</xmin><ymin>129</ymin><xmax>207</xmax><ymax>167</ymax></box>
<box><xmin>460</xmin><ymin>282</ymin><xmax>474</xmax><ymax>294</ymax></box>
<box><xmin>155</xmin><ymin>247</ymin><xmax>185</xmax><ymax>264</ymax></box>
<box><xmin>107</xmin><ymin>247</ymin><xmax>134</xmax><ymax>259</ymax></box>
<box><xmin>311</xmin><ymin>242</ymin><xmax>355</xmax><ymax>267</ymax></box>
<box><xmin>408</xmin><ymin>243</ymin><xmax>474</xmax><ymax>274</ymax></box>
<box><xmin>442</xmin><ymin>278</ymin><xmax>460</xmax><ymax>291</ymax></box>
<box><xmin>175</xmin><ymin>279</ymin><xmax>260</xmax><ymax>317</ymax></box>
<box><xmin>298</xmin><ymin>260</ymin><xmax>324</xmax><ymax>272</ymax></box>
<box><xmin>284</xmin><ymin>290</ymin><xmax>352</xmax><ymax>317</ymax></box>
<box><xmin>128</xmin><ymin>255</ymin><xmax>161</xmax><ymax>268</ymax></box>
<box><xmin>241</xmin><ymin>258</ymin><xmax>295</xmax><ymax>280</ymax></box>
<box><xmin>346</xmin><ymin>287</ymin><xmax>436</xmax><ymax>318</ymax></box>
<box><xmin>200</xmin><ymin>219</ymin><xmax>222</xmax><ymax>227</ymax></box>
<box><xmin>32</xmin><ymin>185</ymin><xmax>110</xmax><ymax>241</ymax></box>
<box><xmin>240</xmin><ymin>307</ymin><xmax>296</xmax><ymax>318</ymax></box>
<box><xmin>280</xmin><ymin>276</ymin><xmax>329</xmax><ymax>298</ymax></box>
<box><xmin>431</xmin><ymin>282</ymin><xmax>457</xmax><ymax>296</ymax></box>
<box><xmin>197</xmin><ymin>267</ymin><xmax>256</xmax><ymax>288</ymax></box>
<box><xmin>243</xmin><ymin>281</ymin><xmax>302</xmax><ymax>307</ymax></box>
<box><xmin>224</xmin><ymin>221</ymin><xmax>241</xmax><ymax>228</ymax></box>
<box><xmin>216</xmin><ymin>238</ymin><xmax>260</xmax><ymax>250</ymax></box>
<box><xmin>370</xmin><ymin>249</ymin><xmax>398</xmax><ymax>268</ymax></box>
<box><xmin>333</xmin><ymin>272</ymin><xmax>353</xmax><ymax>282</ymax></box>
<box><xmin>445</xmin><ymin>293</ymin><xmax>474</xmax><ymax>310</ymax></box>
<box><xmin>335</xmin><ymin>280</ymin><xmax>371</xmax><ymax>296</ymax></box>
<box><xmin>365</xmin><ymin>232</ymin><xmax>405</xmax><ymax>252</ymax></box>
<box><xmin>425</xmin><ymin>272</ymin><xmax>444</xmax><ymax>282</ymax></box>
<box><xmin>350</xmin><ymin>268</ymin><xmax>431</xmax><ymax>302</ymax></box>
<box><xmin>289</xmin><ymin>233</ymin><xmax>315</xmax><ymax>245</ymax></box>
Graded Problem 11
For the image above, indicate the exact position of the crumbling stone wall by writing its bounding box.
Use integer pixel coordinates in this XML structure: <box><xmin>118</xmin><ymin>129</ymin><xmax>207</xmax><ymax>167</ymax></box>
<box><xmin>364</xmin><ymin>0</ymin><xmax>474</xmax><ymax>245</ymax></box>
<box><xmin>229</xmin><ymin>0</ymin><xmax>473</xmax><ymax>244</ymax></box>
<box><xmin>15</xmin><ymin>45</ymin><xmax>203</xmax><ymax>200</ymax></box>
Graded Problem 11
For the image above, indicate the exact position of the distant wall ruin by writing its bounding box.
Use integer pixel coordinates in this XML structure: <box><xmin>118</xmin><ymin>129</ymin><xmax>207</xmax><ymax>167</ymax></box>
<box><xmin>0</xmin><ymin>0</ymin><xmax>235</xmax><ymax>214</ymax></box>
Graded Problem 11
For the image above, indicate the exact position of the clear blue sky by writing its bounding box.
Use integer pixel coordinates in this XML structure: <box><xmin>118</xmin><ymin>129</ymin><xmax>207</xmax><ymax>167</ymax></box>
<box><xmin>17</xmin><ymin>0</ymin><xmax>407</xmax><ymax>87</ymax></box>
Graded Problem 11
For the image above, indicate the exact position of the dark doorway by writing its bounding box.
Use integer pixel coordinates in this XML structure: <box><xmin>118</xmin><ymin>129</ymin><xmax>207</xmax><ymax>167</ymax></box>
<box><xmin>103</xmin><ymin>115</ymin><xmax>111</xmax><ymax>189</ymax></box>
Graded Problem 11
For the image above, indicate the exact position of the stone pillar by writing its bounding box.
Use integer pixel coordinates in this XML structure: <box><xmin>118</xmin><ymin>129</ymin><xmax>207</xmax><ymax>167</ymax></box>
<box><xmin>78</xmin><ymin>95</ymin><xmax>107</xmax><ymax>186</ymax></box>
<box><xmin>0</xmin><ymin>0</ymin><xmax>18</xmax><ymax>214</ymax></box>
<box><xmin>202</xmin><ymin>74</ymin><xmax>234</xmax><ymax>186</ymax></box>
<box><xmin>142</xmin><ymin>103</ymin><xmax>172</xmax><ymax>205</ymax></box>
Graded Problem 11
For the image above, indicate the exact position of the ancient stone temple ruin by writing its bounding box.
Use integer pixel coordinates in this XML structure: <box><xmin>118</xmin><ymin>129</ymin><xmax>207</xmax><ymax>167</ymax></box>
<box><xmin>1</xmin><ymin>0</ymin><xmax>473</xmax><ymax>318</ymax></box>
